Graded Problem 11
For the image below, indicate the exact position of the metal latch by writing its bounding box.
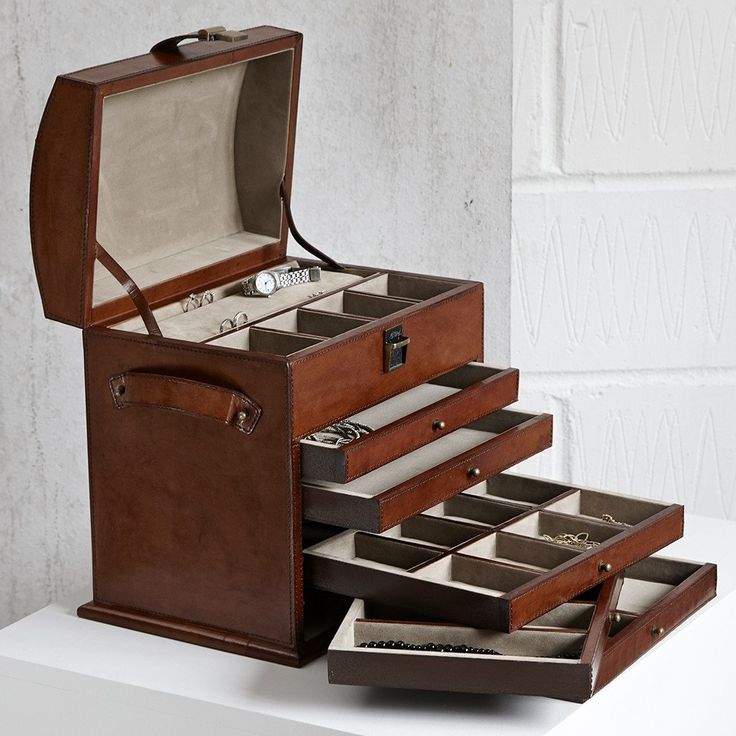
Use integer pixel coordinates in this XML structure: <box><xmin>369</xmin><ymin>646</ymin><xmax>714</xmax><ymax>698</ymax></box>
<box><xmin>384</xmin><ymin>325</ymin><xmax>410</xmax><ymax>372</ymax></box>
<box><xmin>197</xmin><ymin>26</ymin><xmax>249</xmax><ymax>43</ymax></box>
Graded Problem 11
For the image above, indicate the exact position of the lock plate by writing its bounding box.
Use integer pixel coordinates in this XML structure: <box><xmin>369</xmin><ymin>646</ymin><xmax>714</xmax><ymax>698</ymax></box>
<box><xmin>383</xmin><ymin>325</ymin><xmax>410</xmax><ymax>372</ymax></box>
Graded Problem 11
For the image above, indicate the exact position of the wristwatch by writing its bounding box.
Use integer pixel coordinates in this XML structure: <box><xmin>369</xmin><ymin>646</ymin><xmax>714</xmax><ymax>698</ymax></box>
<box><xmin>241</xmin><ymin>266</ymin><xmax>321</xmax><ymax>297</ymax></box>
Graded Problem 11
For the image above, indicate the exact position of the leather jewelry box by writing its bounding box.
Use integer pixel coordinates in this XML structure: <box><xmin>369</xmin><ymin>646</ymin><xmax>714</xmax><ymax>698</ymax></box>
<box><xmin>30</xmin><ymin>25</ymin><xmax>716</xmax><ymax>699</ymax></box>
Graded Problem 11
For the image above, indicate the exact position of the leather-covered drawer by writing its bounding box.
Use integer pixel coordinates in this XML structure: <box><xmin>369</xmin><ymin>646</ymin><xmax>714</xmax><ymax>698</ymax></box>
<box><xmin>302</xmin><ymin>411</ymin><xmax>552</xmax><ymax>533</ymax></box>
<box><xmin>325</xmin><ymin>555</ymin><xmax>716</xmax><ymax>701</ymax></box>
<box><xmin>304</xmin><ymin>473</ymin><xmax>684</xmax><ymax>630</ymax></box>
<box><xmin>300</xmin><ymin>363</ymin><xmax>520</xmax><ymax>484</ymax></box>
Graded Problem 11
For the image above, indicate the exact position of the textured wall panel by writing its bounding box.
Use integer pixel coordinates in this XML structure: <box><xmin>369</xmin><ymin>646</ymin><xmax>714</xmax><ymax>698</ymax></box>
<box><xmin>560</xmin><ymin>0</ymin><xmax>736</xmax><ymax>173</ymax></box>
<box><xmin>511</xmin><ymin>190</ymin><xmax>736</xmax><ymax>372</ymax></box>
<box><xmin>513</xmin><ymin>0</ymin><xmax>545</xmax><ymax>177</ymax></box>
<box><xmin>564</xmin><ymin>384</ymin><xmax>736</xmax><ymax>520</ymax></box>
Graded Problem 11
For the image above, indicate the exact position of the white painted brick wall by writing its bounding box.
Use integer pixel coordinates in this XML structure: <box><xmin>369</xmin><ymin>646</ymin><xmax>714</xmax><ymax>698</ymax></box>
<box><xmin>512</xmin><ymin>0</ymin><xmax>736</xmax><ymax>517</ymax></box>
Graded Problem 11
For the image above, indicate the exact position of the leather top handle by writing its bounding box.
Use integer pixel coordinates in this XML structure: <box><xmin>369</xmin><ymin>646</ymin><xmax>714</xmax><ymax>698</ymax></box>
<box><xmin>151</xmin><ymin>26</ymin><xmax>249</xmax><ymax>54</ymax></box>
<box><xmin>109</xmin><ymin>372</ymin><xmax>261</xmax><ymax>434</ymax></box>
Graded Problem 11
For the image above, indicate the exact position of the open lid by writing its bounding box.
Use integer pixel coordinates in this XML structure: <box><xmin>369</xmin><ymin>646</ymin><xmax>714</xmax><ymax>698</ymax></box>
<box><xmin>30</xmin><ymin>25</ymin><xmax>302</xmax><ymax>328</ymax></box>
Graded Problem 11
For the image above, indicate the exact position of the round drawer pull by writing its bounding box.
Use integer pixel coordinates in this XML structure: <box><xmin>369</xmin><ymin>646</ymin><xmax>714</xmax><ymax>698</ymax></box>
<box><xmin>651</xmin><ymin>625</ymin><xmax>665</xmax><ymax>638</ymax></box>
<box><xmin>611</xmin><ymin>612</ymin><xmax>622</xmax><ymax>624</ymax></box>
<box><xmin>432</xmin><ymin>420</ymin><xmax>447</xmax><ymax>431</ymax></box>
<box><xmin>598</xmin><ymin>561</ymin><xmax>613</xmax><ymax>573</ymax></box>
<box><xmin>468</xmin><ymin>467</ymin><xmax>481</xmax><ymax>478</ymax></box>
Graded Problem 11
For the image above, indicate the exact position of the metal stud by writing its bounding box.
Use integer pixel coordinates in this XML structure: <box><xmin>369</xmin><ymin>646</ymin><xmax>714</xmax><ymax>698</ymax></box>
<box><xmin>598</xmin><ymin>561</ymin><xmax>613</xmax><ymax>573</ymax></box>
<box><xmin>611</xmin><ymin>612</ymin><xmax>622</xmax><ymax>624</ymax></box>
<box><xmin>432</xmin><ymin>420</ymin><xmax>447</xmax><ymax>431</ymax></box>
<box><xmin>468</xmin><ymin>467</ymin><xmax>481</xmax><ymax>478</ymax></box>
<box><xmin>237</xmin><ymin>410</ymin><xmax>249</xmax><ymax>424</ymax></box>
<box><xmin>651</xmin><ymin>625</ymin><xmax>665</xmax><ymax>637</ymax></box>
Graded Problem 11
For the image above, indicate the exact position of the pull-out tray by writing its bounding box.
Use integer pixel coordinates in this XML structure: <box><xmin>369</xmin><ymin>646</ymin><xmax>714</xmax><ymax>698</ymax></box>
<box><xmin>300</xmin><ymin>363</ymin><xmax>520</xmax><ymax>484</ymax></box>
<box><xmin>302</xmin><ymin>411</ymin><xmax>553</xmax><ymax>532</ymax></box>
<box><xmin>326</xmin><ymin>555</ymin><xmax>716</xmax><ymax>701</ymax></box>
<box><xmin>304</xmin><ymin>473</ymin><xmax>684</xmax><ymax>630</ymax></box>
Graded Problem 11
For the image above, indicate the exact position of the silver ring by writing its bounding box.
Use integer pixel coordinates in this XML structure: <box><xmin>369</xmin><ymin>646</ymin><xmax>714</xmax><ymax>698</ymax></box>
<box><xmin>219</xmin><ymin>318</ymin><xmax>235</xmax><ymax>333</ymax></box>
<box><xmin>233</xmin><ymin>311</ymin><xmax>248</xmax><ymax>327</ymax></box>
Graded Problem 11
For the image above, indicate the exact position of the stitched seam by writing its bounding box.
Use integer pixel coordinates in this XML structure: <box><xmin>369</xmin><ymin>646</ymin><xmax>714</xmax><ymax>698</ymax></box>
<box><xmin>287</xmin><ymin>361</ymin><xmax>296</xmax><ymax>645</ymax></box>
<box><xmin>379</xmin><ymin>422</ymin><xmax>551</xmax><ymax>529</ymax></box>
<box><xmin>508</xmin><ymin>520</ymin><xmax>683</xmax><ymax>627</ymax></box>
<box><xmin>79</xmin><ymin>80</ymin><xmax>95</xmax><ymax>324</ymax></box>
<box><xmin>90</xmin><ymin>596</ymin><xmax>295</xmax><ymax>648</ymax></box>
<box><xmin>343</xmin><ymin>377</ymin><xmax>517</xmax><ymax>479</ymax></box>
<box><xmin>90</xmin><ymin>329</ymin><xmax>285</xmax><ymax>367</ymax></box>
<box><xmin>83</xmin><ymin>333</ymin><xmax>99</xmax><ymax>603</ymax></box>
<box><xmin>67</xmin><ymin>30</ymin><xmax>297</xmax><ymax>84</ymax></box>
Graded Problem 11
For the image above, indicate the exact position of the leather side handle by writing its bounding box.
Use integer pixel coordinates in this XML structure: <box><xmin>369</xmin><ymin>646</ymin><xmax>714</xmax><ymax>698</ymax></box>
<box><xmin>109</xmin><ymin>372</ymin><xmax>261</xmax><ymax>434</ymax></box>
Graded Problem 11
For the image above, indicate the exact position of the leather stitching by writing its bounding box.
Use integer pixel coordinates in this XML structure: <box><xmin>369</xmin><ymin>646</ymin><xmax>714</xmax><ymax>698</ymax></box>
<box><xmin>379</xmin><ymin>417</ymin><xmax>552</xmax><ymax>529</ymax></box>
<box><xmin>341</xmin><ymin>370</ymin><xmax>517</xmax><ymax>480</ymax></box>
<box><xmin>508</xmin><ymin>509</ymin><xmax>684</xmax><ymax>628</ymax></box>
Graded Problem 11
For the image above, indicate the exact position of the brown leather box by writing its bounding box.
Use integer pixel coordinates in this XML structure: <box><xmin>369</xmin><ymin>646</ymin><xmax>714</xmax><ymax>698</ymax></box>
<box><xmin>29</xmin><ymin>25</ymin><xmax>703</xmax><ymax>688</ymax></box>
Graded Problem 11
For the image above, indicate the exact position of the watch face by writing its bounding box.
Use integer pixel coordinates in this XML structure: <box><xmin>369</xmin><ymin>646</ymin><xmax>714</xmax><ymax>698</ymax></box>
<box><xmin>254</xmin><ymin>272</ymin><xmax>277</xmax><ymax>295</ymax></box>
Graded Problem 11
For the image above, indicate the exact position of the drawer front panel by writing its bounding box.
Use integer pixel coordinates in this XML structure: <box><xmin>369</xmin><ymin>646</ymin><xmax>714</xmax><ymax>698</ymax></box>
<box><xmin>303</xmin><ymin>411</ymin><xmax>553</xmax><ymax>533</ymax></box>
<box><xmin>290</xmin><ymin>284</ymin><xmax>484</xmax><ymax>438</ymax></box>
<box><xmin>300</xmin><ymin>364</ymin><xmax>520</xmax><ymax>484</ymax></box>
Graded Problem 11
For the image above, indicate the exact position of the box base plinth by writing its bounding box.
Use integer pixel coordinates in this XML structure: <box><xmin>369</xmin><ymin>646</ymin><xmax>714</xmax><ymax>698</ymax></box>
<box><xmin>77</xmin><ymin>600</ymin><xmax>328</xmax><ymax>667</ymax></box>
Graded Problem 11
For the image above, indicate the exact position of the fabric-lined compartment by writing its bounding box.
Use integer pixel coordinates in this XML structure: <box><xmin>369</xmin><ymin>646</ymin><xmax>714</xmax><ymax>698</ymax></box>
<box><xmin>458</xmin><ymin>532</ymin><xmax>583</xmax><ymax>571</ymax></box>
<box><xmin>415</xmin><ymin>555</ymin><xmax>541</xmax><ymax>596</ymax></box>
<box><xmin>527</xmin><ymin>602</ymin><xmax>595</xmax><ymax>630</ymax></box>
<box><xmin>466</xmin><ymin>473</ymin><xmax>575</xmax><ymax>506</ymax></box>
<box><xmin>423</xmin><ymin>495</ymin><xmax>530</xmax><ymax>528</ymax></box>
<box><xmin>380</xmin><ymin>515</ymin><xmax>485</xmax><ymax>549</ymax></box>
<box><xmin>349</xmin><ymin>273</ymin><xmax>461</xmax><ymax>301</ymax></box>
<box><xmin>94</xmin><ymin>51</ymin><xmax>296</xmax><ymax>308</ymax></box>
<box><xmin>111</xmin><ymin>265</ymin><xmax>368</xmax><ymax>340</ymax></box>
<box><xmin>309</xmin><ymin>290</ymin><xmax>417</xmax><ymax>318</ymax></box>
<box><xmin>208</xmin><ymin>326</ymin><xmax>324</xmax><ymax>356</ymax></box>
<box><xmin>259</xmin><ymin>308</ymin><xmax>372</xmax><ymax>338</ymax></box>
<box><xmin>615</xmin><ymin>556</ymin><xmax>704</xmax><ymax>615</ymax></box>
<box><xmin>545</xmin><ymin>489</ymin><xmax>670</xmax><ymax>527</ymax></box>
<box><xmin>504</xmin><ymin>510</ymin><xmax>628</xmax><ymax>547</ymax></box>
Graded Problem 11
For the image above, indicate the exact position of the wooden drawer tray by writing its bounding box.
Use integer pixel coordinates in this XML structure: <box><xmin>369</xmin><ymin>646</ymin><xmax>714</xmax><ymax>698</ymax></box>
<box><xmin>300</xmin><ymin>363</ymin><xmax>520</xmax><ymax>484</ymax></box>
<box><xmin>304</xmin><ymin>473</ymin><xmax>684</xmax><ymax>630</ymax></box>
<box><xmin>302</xmin><ymin>411</ymin><xmax>552</xmax><ymax>532</ymax></box>
<box><xmin>326</xmin><ymin>555</ymin><xmax>716</xmax><ymax>701</ymax></box>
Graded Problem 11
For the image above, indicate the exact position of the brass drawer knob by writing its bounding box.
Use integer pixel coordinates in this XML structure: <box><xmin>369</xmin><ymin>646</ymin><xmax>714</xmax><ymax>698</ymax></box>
<box><xmin>651</xmin><ymin>625</ymin><xmax>665</xmax><ymax>637</ymax></box>
<box><xmin>598</xmin><ymin>561</ymin><xmax>613</xmax><ymax>573</ymax></box>
<box><xmin>432</xmin><ymin>420</ymin><xmax>446</xmax><ymax>431</ymax></box>
<box><xmin>468</xmin><ymin>467</ymin><xmax>481</xmax><ymax>478</ymax></box>
<box><xmin>611</xmin><ymin>612</ymin><xmax>622</xmax><ymax>624</ymax></box>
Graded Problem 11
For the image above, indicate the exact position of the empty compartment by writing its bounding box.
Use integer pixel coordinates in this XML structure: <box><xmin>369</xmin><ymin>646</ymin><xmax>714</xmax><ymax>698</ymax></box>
<box><xmin>258</xmin><ymin>308</ymin><xmax>371</xmax><ymax>338</ymax></box>
<box><xmin>466</xmin><ymin>473</ymin><xmax>573</xmax><ymax>506</ymax></box>
<box><xmin>546</xmin><ymin>488</ymin><xmax>670</xmax><ymax>527</ymax></box>
<box><xmin>425</xmin><ymin>495</ymin><xmax>529</xmax><ymax>528</ymax></box>
<box><xmin>307</xmin><ymin>530</ymin><xmax>442</xmax><ymax>572</ymax></box>
<box><xmin>505</xmin><ymin>511</ymin><xmax>627</xmax><ymax>547</ymax></box>
<box><xmin>615</xmin><ymin>556</ymin><xmax>704</xmax><ymax>615</ymax></box>
<box><xmin>350</xmin><ymin>273</ymin><xmax>461</xmax><ymax>301</ymax></box>
<box><xmin>418</xmin><ymin>555</ymin><xmax>540</xmax><ymax>596</ymax></box>
<box><xmin>381</xmin><ymin>515</ymin><xmax>484</xmax><ymax>549</ymax></box>
<box><xmin>211</xmin><ymin>326</ymin><xmax>324</xmax><ymax>356</ymax></box>
<box><xmin>527</xmin><ymin>603</ymin><xmax>595</xmax><ymax>630</ymax></box>
<box><xmin>460</xmin><ymin>532</ymin><xmax>582</xmax><ymax>570</ymax></box>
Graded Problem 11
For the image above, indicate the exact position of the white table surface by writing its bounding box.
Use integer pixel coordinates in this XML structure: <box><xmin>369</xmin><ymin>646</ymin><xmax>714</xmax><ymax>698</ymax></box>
<box><xmin>0</xmin><ymin>513</ymin><xmax>734</xmax><ymax>736</ymax></box>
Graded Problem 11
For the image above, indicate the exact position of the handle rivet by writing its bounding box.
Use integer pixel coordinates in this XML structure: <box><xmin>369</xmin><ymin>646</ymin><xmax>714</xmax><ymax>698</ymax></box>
<box><xmin>652</xmin><ymin>625</ymin><xmax>665</xmax><ymax>637</ymax></box>
<box><xmin>115</xmin><ymin>385</ymin><xmax>125</xmax><ymax>397</ymax></box>
<box><xmin>237</xmin><ymin>410</ymin><xmax>249</xmax><ymax>423</ymax></box>
<box><xmin>598</xmin><ymin>561</ymin><xmax>612</xmax><ymax>573</ymax></box>
<box><xmin>433</xmin><ymin>420</ymin><xmax>446</xmax><ymax>431</ymax></box>
<box><xmin>468</xmin><ymin>467</ymin><xmax>481</xmax><ymax>478</ymax></box>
